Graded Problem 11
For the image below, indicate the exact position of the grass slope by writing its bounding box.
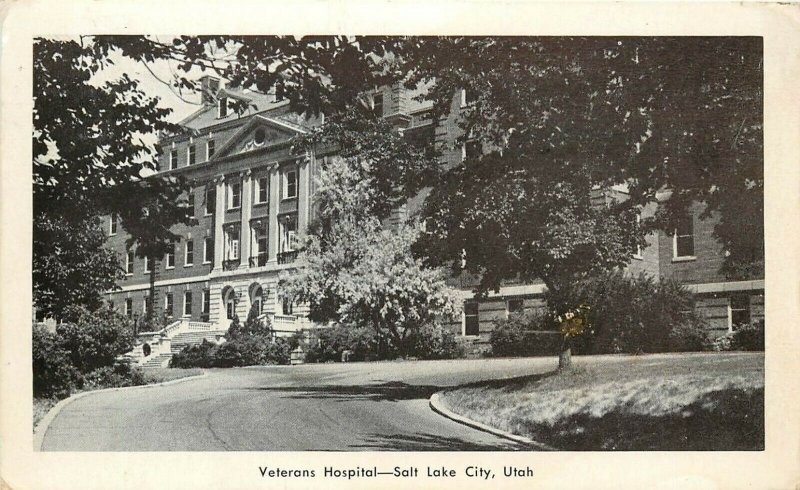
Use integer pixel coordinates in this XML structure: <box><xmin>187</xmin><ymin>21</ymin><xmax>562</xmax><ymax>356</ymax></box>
<box><xmin>440</xmin><ymin>352</ymin><xmax>764</xmax><ymax>450</ymax></box>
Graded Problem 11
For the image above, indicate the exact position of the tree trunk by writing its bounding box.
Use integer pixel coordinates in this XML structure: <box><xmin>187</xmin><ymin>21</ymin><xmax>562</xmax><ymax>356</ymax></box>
<box><xmin>558</xmin><ymin>336</ymin><xmax>572</xmax><ymax>371</ymax></box>
<box><xmin>147</xmin><ymin>255</ymin><xmax>157</xmax><ymax>322</ymax></box>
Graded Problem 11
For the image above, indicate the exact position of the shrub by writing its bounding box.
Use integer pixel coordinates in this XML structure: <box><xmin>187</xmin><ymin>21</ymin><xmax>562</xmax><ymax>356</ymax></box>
<box><xmin>32</xmin><ymin>324</ymin><xmax>81</xmax><ymax>398</ymax></box>
<box><xmin>83</xmin><ymin>362</ymin><xmax>146</xmax><ymax>390</ymax></box>
<box><xmin>731</xmin><ymin>320</ymin><xmax>765</xmax><ymax>351</ymax></box>
<box><xmin>169</xmin><ymin>339</ymin><xmax>217</xmax><ymax>368</ymax></box>
<box><xmin>213</xmin><ymin>336</ymin><xmax>290</xmax><ymax>367</ymax></box>
<box><xmin>304</xmin><ymin>325</ymin><xmax>378</xmax><ymax>363</ymax></box>
<box><xmin>490</xmin><ymin>310</ymin><xmax>562</xmax><ymax>357</ymax></box>
<box><xmin>406</xmin><ymin>323</ymin><xmax>464</xmax><ymax>360</ymax></box>
<box><xmin>56</xmin><ymin>305</ymin><xmax>135</xmax><ymax>373</ymax></box>
<box><xmin>548</xmin><ymin>271</ymin><xmax>708</xmax><ymax>355</ymax></box>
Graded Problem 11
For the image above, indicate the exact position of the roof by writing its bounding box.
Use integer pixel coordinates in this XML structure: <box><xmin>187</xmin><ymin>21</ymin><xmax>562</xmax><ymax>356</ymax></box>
<box><xmin>178</xmin><ymin>88</ymin><xmax>288</xmax><ymax>132</ymax></box>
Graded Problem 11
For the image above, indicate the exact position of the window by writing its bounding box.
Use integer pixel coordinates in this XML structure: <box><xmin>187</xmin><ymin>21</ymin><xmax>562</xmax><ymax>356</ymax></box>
<box><xmin>186</xmin><ymin>191</ymin><xmax>195</xmax><ymax>217</ymax></box>
<box><xmin>373</xmin><ymin>92</ymin><xmax>383</xmax><ymax>116</ymax></box>
<box><xmin>257</xmin><ymin>177</ymin><xmax>268</xmax><ymax>204</ymax></box>
<box><xmin>284</xmin><ymin>170</ymin><xmax>297</xmax><ymax>199</ymax></box>
<box><xmin>464</xmin><ymin>301</ymin><xmax>479</xmax><ymax>336</ymax></box>
<box><xmin>205</xmin><ymin>187</ymin><xmax>215</xmax><ymax>215</ymax></box>
<box><xmin>730</xmin><ymin>294</ymin><xmax>751</xmax><ymax>330</ymax></box>
<box><xmin>202</xmin><ymin>289</ymin><xmax>210</xmax><ymax>315</ymax></box>
<box><xmin>225</xmin><ymin>225</ymin><xmax>240</xmax><ymax>260</ymax></box>
<box><xmin>109</xmin><ymin>214</ymin><xmax>117</xmax><ymax>235</ymax></box>
<box><xmin>204</xmin><ymin>237</ymin><xmax>213</xmax><ymax>263</ymax></box>
<box><xmin>143</xmin><ymin>256</ymin><xmax>151</xmax><ymax>274</ymax></box>
<box><xmin>166</xmin><ymin>244</ymin><xmax>175</xmax><ymax>269</ymax></box>
<box><xmin>188</xmin><ymin>145</ymin><xmax>196</xmax><ymax>165</ymax></box>
<box><xmin>143</xmin><ymin>295</ymin><xmax>150</xmax><ymax>314</ymax></box>
<box><xmin>279</xmin><ymin>214</ymin><xmax>298</xmax><ymax>253</ymax></box>
<box><xmin>185</xmin><ymin>240</ymin><xmax>194</xmax><ymax>266</ymax></box>
<box><xmin>252</xmin><ymin>225</ymin><xmax>268</xmax><ymax>266</ymax></box>
<box><xmin>125</xmin><ymin>298</ymin><xmax>133</xmax><ymax>318</ymax></box>
<box><xmin>125</xmin><ymin>251</ymin><xmax>134</xmax><ymax>274</ymax></box>
<box><xmin>229</xmin><ymin>180</ymin><xmax>241</xmax><ymax>209</ymax></box>
<box><xmin>170</xmin><ymin>149</ymin><xmax>178</xmax><ymax>170</ymax></box>
<box><xmin>165</xmin><ymin>293</ymin><xmax>174</xmax><ymax>317</ymax></box>
<box><xmin>207</xmin><ymin>139</ymin><xmax>215</xmax><ymax>159</ymax></box>
<box><xmin>218</xmin><ymin>96</ymin><xmax>228</xmax><ymax>118</ymax></box>
<box><xmin>282</xmin><ymin>296</ymin><xmax>293</xmax><ymax>315</ymax></box>
<box><xmin>463</xmin><ymin>140</ymin><xmax>483</xmax><ymax>161</ymax></box>
<box><xmin>507</xmin><ymin>299</ymin><xmax>524</xmax><ymax>315</ymax></box>
<box><xmin>183</xmin><ymin>291</ymin><xmax>193</xmax><ymax>316</ymax></box>
<box><xmin>673</xmin><ymin>215</ymin><xmax>695</xmax><ymax>259</ymax></box>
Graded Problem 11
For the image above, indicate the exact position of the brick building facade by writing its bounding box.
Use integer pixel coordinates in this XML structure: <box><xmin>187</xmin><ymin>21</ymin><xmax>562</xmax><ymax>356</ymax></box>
<box><xmin>104</xmin><ymin>79</ymin><xmax>764</xmax><ymax>340</ymax></box>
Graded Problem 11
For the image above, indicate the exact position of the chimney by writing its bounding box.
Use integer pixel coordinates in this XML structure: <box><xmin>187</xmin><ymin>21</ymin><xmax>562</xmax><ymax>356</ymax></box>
<box><xmin>199</xmin><ymin>75</ymin><xmax>220</xmax><ymax>106</ymax></box>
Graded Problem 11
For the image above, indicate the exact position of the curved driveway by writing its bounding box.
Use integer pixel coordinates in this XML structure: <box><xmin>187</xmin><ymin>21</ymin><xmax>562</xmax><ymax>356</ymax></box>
<box><xmin>40</xmin><ymin>357</ymin><xmax>560</xmax><ymax>451</ymax></box>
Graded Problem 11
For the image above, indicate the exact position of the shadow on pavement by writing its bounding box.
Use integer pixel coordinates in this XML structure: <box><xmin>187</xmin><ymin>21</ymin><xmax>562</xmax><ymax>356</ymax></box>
<box><xmin>350</xmin><ymin>432</ymin><xmax>523</xmax><ymax>451</ymax></box>
<box><xmin>248</xmin><ymin>381</ymin><xmax>441</xmax><ymax>402</ymax></box>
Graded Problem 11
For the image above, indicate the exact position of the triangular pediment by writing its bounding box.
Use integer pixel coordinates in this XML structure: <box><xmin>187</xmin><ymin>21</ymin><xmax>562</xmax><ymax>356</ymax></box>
<box><xmin>213</xmin><ymin>115</ymin><xmax>305</xmax><ymax>159</ymax></box>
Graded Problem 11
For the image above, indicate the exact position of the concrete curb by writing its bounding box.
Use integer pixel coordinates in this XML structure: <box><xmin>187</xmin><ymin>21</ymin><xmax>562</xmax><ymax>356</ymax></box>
<box><xmin>429</xmin><ymin>392</ymin><xmax>555</xmax><ymax>450</ymax></box>
<box><xmin>34</xmin><ymin>371</ymin><xmax>209</xmax><ymax>451</ymax></box>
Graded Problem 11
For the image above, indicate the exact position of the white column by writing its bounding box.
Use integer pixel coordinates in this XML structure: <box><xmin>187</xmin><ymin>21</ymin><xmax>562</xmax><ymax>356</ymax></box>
<box><xmin>240</xmin><ymin>170</ymin><xmax>252</xmax><ymax>267</ymax></box>
<box><xmin>268</xmin><ymin>166</ymin><xmax>280</xmax><ymax>262</ymax></box>
<box><xmin>213</xmin><ymin>176</ymin><xmax>226</xmax><ymax>270</ymax></box>
<box><xmin>297</xmin><ymin>154</ymin><xmax>311</xmax><ymax>236</ymax></box>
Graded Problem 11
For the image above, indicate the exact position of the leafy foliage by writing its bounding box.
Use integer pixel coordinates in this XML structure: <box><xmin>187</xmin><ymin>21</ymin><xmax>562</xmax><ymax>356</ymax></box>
<box><xmin>32</xmin><ymin>306</ymin><xmax>138</xmax><ymax>398</ymax></box>
<box><xmin>170</xmin><ymin>316</ymin><xmax>288</xmax><ymax>368</ymax></box>
<box><xmin>490</xmin><ymin>310</ymin><xmax>562</xmax><ymax>358</ymax></box>
<box><xmin>303</xmin><ymin>326</ymin><xmax>379</xmax><ymax>363</ymax></box>
<box><xmin>33</xmin><ymin>37</ymin><xmax>191</xmax><ymax>318</ymax></box>
<box><xmin>55</xmin><ymin>306</ymin><xmax>136</xmax><ymax>373</ymax></box>
<box><xmin>408</xmin><ymin>37</ymin><xmax>763</xmax><ymax>293</ymax></box>
<box><xmin>546</xmin><ymin>271</ymin><xmax>708</xmax><ymax>354</ymax></box>
<box><xmin>33</xmin><ymin>211</ymin><xmax>123</xmax><ymax>319</ymax></box>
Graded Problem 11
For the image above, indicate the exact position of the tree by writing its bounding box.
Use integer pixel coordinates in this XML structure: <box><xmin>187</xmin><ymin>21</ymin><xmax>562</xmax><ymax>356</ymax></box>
<box><xmin>114</xmin><ymin>179</ymin><xmax>194</xmax><ymax>324</ymax></box>
<box><xmin>33</xmin><ymin>208</ymin><xmax>122</xmax><ymax>321</ymax></box>
<box><xmin>279</xmin><ymin>150</ymin><xmax>455</xmax><ymax>359</ymax></box>
<box><xmin>33</xmin><ymin>37</ymin><xmax>189</xmax><ymax>317</ymax></box>
<box><xmin>400</xmin><ymin>37</ymin><xmax>762</xmax><ymax>367</ymax></box>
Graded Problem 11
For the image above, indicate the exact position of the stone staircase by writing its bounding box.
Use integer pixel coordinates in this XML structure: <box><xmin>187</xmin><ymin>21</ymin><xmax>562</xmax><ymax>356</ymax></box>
<box><xmin>141</xmin><ymin>353</ymin><xmax>173</xmax><ymax>369</ymax></box>
<box><xmin>129</xmin><ymin>319</ymin><xmax>226</xmax><ymax>369</ymax></box>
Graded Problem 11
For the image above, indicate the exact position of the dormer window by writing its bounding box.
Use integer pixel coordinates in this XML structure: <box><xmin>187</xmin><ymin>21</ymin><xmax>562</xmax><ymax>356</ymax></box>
<box><xmin>373</xmin><ymin>92</ymin><xmax>383</xmax><ymax>116</ymax></box>
<box><xmin>207</xmin><ymin>139</ymin><xmax>215</xmax><ymax>159</ymax></box>
<box><xmin>170</xmin><ymin>149</ymin><xmax>178</xmax><ymax>170</ymax></box>
<box><xmin>218</xmin><ymin>96</ymin><xmax>229</xmax><ymax>118</ymax></box>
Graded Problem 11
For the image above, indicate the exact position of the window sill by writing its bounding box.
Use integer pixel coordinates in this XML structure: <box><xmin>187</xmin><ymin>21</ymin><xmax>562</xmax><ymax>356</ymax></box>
<box><xmin>632</xmin><ymin>255</ymin><xmax>643</xmax><ymax>261</ymax></box>
<box><xmin>125</xmin><ymin>273</ymin><xmax>133</xmax><ymax>277</ymax></box>
<box><xmin>165</xmin><ymin>266</ymin><xmax>175</xmax><ymax>270</ymax></box>
<box><xmin>184</xmin><ymin>264</ymin><xmax>193</xmax><ymax>268</ymax></box>
<box><xmin>203</xmin><ymin>261</ymin><xmax>212</xmax><ymax>265</ymax></box>
<box><xmin>281</xmin><ymin>196</ymin><xmax>298</xmax><ymax>202</ymax></box>
<box><xmin>254</xmin><ymin>201</ymin><xmax>268</xmax><ymax>207</ymax></box>
<box><xmin>672</xmin><ymin>256</ymin><xmax>697</xmax><ymax>263</ymax></box>
<box><xmin>144</xmin><ymin>271</ymin><xmax>152</xmax><ymax>275</ymax></box>
<box><xmin>227</xmin><ymin>207</ymin><xmax>241</xmax><ymax>211</ymax></box>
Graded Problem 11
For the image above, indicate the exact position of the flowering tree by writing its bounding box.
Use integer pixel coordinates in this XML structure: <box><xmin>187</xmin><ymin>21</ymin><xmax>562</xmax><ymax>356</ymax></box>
<box><xmin>280</xmin><ymin>153</ymin><xmax>456</xmax><ymax>359</ymax></box>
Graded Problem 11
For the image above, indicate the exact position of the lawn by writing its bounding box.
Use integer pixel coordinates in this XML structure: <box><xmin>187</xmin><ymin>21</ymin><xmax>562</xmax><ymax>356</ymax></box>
<box><xmin>439</xmin><ymin>352</ymin><xmax>764</xmax><ymax>450</ymax></box>
<box><xmin>33</xmin><ymin>368</ymin><xmax>203</xmax><ymax>431</ymax></box>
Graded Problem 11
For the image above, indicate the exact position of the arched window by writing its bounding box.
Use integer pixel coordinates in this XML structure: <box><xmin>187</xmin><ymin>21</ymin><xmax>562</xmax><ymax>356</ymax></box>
<box><xmin>222</xmin><ymin>286</ymin><xmax>237</xmax><ymax>320</ymax></box>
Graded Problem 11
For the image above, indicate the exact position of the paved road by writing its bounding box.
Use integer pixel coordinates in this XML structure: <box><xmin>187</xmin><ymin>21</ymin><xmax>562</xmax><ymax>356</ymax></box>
<box><xmin>40</xmin><ymin>357</ymin><xmax>563</xmax><ymax>451</ymax></box>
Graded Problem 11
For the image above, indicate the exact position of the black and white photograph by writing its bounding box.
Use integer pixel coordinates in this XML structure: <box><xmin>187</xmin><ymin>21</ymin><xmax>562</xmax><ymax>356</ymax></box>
<box><xmin>3</xmin><ymin>1</ymin><xmax>800</xmax><ymax>489</ymax></box>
